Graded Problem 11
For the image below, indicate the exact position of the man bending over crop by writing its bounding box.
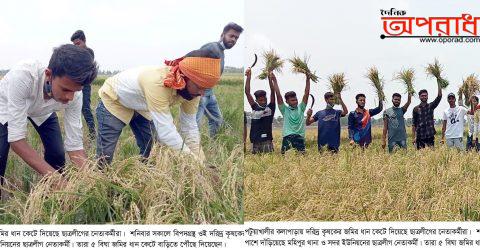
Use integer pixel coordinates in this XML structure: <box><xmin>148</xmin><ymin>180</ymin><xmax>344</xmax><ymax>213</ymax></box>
<box><xmin>0</xmin><ymin>44</ymin><xmax>97</xmax><ymax>184</ymax></box>
<box><xmin>96</xmin><ymin>49</ymin><xmax>221</xmax><ymax>166</ymax></box>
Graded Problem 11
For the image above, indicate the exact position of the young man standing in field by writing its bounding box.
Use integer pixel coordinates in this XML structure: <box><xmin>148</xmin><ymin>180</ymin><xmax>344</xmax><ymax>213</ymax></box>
<box><xmin>0</xmin><ymin>44</ymin><xmax>97</xmax><ymax>183</ymax></box>
<box><xmin>441</xmin><ymin>93</ymin><xmax>468</xmax><ymax>150</ymax></box>
<box><xmin>96</xmin><ymin>49</ymin><xmax>221</xmax><ymax>166</ymax></box>
<box><xmin>348</xmin><ymin>94</ymin><xmax>383</xmax><ymax>148</ymax></box>
<box><xmin>382</xmin><ymin>92</ymin><xmax>412</xmax><ymax>152</ymax></box>
<box><xmin>71</xmin><ymin>30</ymin><xmax>96</xmax><ymax>140</ymax></box>
<box><xmin>245</xmin><ymin>67</ymin><xmax>276</xmax><ymax>154</ymax></box>
<box><xmin>196</xmin><ymin>22</ymin><xmax>243</xmax><ymax>137</ymax></box>
<box><xmin>271</xmin><ymin>72</ymin><xmax>310</xmax><ymax>154</ymax></box>
<box><xmin>412</xmin><ymin>83</ymin><xmax>442</xmax><ymax>149</ymax></box>
<box><xmin>306</xmin><ymin>92</ymin><xmax>348</xmax><ymax>153</ymax></box>
<box><xmin>466</xmin><ymin>96</ymin><xmax>479</xmax><ymax>151</ymax></box>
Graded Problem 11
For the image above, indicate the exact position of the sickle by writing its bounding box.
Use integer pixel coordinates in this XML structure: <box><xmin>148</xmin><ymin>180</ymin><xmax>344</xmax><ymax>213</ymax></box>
<box><xmin>250</xmin><ymin>53</ymin><xmax>258</xmax><ymax>68</ymax></box>
<box><xmin>309</xmin><ymin>94</ymin><xmax>315</xmax><ymax>109</ymax></box>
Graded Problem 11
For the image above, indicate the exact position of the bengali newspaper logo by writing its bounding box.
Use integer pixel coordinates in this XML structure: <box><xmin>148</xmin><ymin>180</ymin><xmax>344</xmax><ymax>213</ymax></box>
<box><xmin>380</xmin><ymin>8</ymin><xmax>480</xmax><ymax>43</ymax></box>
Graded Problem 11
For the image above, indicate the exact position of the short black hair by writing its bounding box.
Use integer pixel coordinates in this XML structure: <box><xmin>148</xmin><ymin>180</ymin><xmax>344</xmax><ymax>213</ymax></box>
<box><xmin>185</xmin><ymin>49</ymin><xmax>221</xmax><ymax>59</ymax></box>
<box><xmin>472</xmin><ymin>95</ymin><xmax>479</xmax><ymax>102</ymax></box>
<box><xmin>392</xmin><ymin>93</ymin><xmax>402</xmax><ymax>99</ymax></box>
<box><xmin>254</xmin><ymin>90</ymin><xmax>266</xmax><ymax>99</ymax></box>
<box><xmin>70</xmin><ymin>30</ymin><xmax>86</xmax><ymax>42</ymax></box>
<box><xmin>324</xmin><ymin>92</ymin><xmax>334</xmax><ymax>99</ymax></box>
<box><xmin>48</xmin><ymin>44</ymin><xmax>98</xmax><ymax>86</ymax></box>
<box><xmin>222</xmin><ymin>22</ymin><xmax>244</xmax><ymax>35</ymax></box>
<box><xmin>418</xmin><ymin>89</ymin><xmax>428</xmax><ymax>96</ymax></box>
<box><xmin>355</xmin><ymin>93</ymin><xmax>366</xmax><ymax>101</ymax></box>
<box><xmin>285</xmin><ymin>91</ymin><xmax>297</xmax><ymax>100</ymax></box>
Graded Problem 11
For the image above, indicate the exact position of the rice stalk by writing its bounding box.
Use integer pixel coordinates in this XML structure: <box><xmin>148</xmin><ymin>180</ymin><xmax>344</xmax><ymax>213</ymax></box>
<box><xmin>328</xmin><ymin>73</ymin><xmax>348</xmax><ymax>104</ymax></box>
<box><xmin>365</xmin><ymin>67</ymin><xmax>385</xmax><ymax>101</ymax></box>
<box><xmin>426</xmin><ymin>59</ymin><xmax>449</xmax><ymax>89</ymax></box>
<box><xmin>289</xmin><ymin>54</ymin><xmax>319</xmax><ymax>82</ymax></box>
<box><xmin>394</xmin><ymin>68</ymin><xmax>415</xmax><ymax>95</ymax></box>
<box><xmin>258</xmin><ymin>49</ymin><xmax>284</xmax><ymax>80</ymax></box>
<box><xmin>459</xmin><ymin>74</ymin><xmax>480</xmax><ymax>106</ymax></box>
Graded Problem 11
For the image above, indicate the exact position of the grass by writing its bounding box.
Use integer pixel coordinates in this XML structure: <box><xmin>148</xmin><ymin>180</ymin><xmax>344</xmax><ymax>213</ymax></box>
<box><xmin>245</xmin><ymin>127</ymin><xmax>480</xmax><ymax>221</ymax></box>
<box><xmin>0</xmin><ymin>74</ymin><xmax>244</xmax><ymax>224</ymax></box>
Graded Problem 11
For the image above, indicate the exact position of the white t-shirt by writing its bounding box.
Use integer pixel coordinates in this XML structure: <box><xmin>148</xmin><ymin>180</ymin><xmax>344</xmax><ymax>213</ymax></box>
<box><xmin>0</xmin><ymin>60</ymin><xmax>83</xmax><ymax>151</ymax></box>
<box><xmin>442</xmin><ymin>106</ymin><xmax>468</xmax><ymax>139</ymax></box>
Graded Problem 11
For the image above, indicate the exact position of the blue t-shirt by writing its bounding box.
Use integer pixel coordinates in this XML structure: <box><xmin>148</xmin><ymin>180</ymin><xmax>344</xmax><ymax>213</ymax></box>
<box><xmin>313</xmin><ymin>109</ymin><xmax>343</xmax><ymax>150</ymax></box>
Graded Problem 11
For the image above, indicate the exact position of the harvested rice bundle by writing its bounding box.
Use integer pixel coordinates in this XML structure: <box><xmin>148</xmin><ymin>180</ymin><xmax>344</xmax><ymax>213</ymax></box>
<box><xmin>289</xmin><ymin>54</ymin><xmax>319</xmax><ymax>82</ymax></box>
<box><xmin>459</xmin><ymin>74</ymin><xmax>480</xmax><ymax>106</ymax></box>
<box><xmin>258</xmin><ymin>49</ymin><xmax>284</xmax><ymax>80</ymax></box>
<box><xmin>328</xmin><ymin>73</ymin><xmax>347</xmax><ymax>104</ymax></box>
<box><xmin>426</xmin><ymin>59</ymin><xmax>449</xmax><ymax>89</ymax></box>
<box><xmin>394</xmin><ymin>68</ymin><xmax>416</xmax><ymax>95</ymax></box>
<box><xmin>365</xmin><ymin>67</ymin><xmax>385</xmax><ymax>101</ymax></box>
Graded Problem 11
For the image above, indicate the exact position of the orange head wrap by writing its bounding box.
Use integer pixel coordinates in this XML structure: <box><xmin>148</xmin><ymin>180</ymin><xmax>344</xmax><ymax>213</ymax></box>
<box><xmin>164</xmin><ymin>56</ymin><xmax>221</xmax><ymax>90</ymax></box>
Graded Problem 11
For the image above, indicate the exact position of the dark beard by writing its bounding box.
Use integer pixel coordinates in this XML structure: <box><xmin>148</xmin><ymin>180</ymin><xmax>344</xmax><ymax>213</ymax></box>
<box><xmin>177</xmin><ymin>88</ymin><xmax>197</xmax><ymax>101</ymax></box>
<box><xmin>222</xmin><ymin>38</ymin><xmax>234</xmax><ymax>49</ymax></box>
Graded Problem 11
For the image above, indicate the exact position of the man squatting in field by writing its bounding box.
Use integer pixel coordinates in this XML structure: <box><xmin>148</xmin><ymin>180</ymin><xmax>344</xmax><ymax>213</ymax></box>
<box><xmin>382</xmin><ymin>92</ymin><xmax>412</xmax><ymax>152</ymax></box>
<box><xmin>348</xmin><ymin>94</ymin><xmax>383</xmax><ymax>148</ymax></box>
<box><xmin>244</xmin><ymin>67</ymin><xmax>276</xmax><ymax>154</ymax></box>
<box><xmin>0</xmin><ymin>44</ymin><xmax>97</xmax><ymax>184</ymax></box>
<box><xmin>96</xmin><ymin>49</ymin><xmax>221</xmax><ymax>165</ymax></box>
<box><xmin>196</xmin><ymin>22</ymin><xmax>243</xmax><ymax>137</ymax></box>
<box><xmin>412</xmin><ymin>80</ymin><xmax>442</xmax><ymax>149</ymax></box>
<box><xmin>441</xmin><ymin>93</ymin><xmax>471</xmax><ymax>150</ymax></box>
<box><xmin>306</xmin><ymin>92</ymin><xmax>348</xmax><ymax>153</ymax></box>
<box><xmin>71</xmin><ymin>30</ymin><xmax>96</xmax><ymax>140</ymax></box>
<box><xmin>270</xmin><ymin>72</ymin><xmax>311</xmax><ymax>154</ymax></box>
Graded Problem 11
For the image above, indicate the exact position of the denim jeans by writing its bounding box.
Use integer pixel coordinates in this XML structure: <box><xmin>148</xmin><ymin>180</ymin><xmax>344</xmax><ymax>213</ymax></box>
<box><xmin>196</xmin><ymin>89</ymin><xmax>222</xmax><ymax>137</ymax></box>
<box><xmin>446</xmin><ymin>137</ymin><xmax>464</xmax><ymax>150</ymax></box>
<box><xmin>82</xmin><ymin>84</ymin><xmax>96</xmax><ymax>138</ymax></box>
<box><xmin>0</xmin><ymin>113</ymin><xmax>65</xmax><ymax>183</ymax></box>
<box><xmin>96</xmin><ymin>101</ymin><xmax>156</xmax><ymax>166</ymax></box>
<box><xmin>466</xmin><ymin>135</ymin><xmax>480</xmax><ymax>151</ymax></box>
<box><xmin>281</xmin><ymin>134</ymin><xmax>306</xmax><ymax>154</ymax></box>
<box><xmin>388</xmin><ymin>140</ymin><xmax>407</xmax><ymax>153</ymax></box>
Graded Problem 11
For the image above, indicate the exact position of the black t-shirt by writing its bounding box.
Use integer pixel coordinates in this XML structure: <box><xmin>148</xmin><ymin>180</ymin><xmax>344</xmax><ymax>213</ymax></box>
<box><xmin>86</xmin><ymin>47</ymin><xmax>95</xmax><ymax>59</ymax></box>
<box><xmin>249</xmin><ymin>102</ymin><xmax>275</xmax><ymax>143</ymax></box>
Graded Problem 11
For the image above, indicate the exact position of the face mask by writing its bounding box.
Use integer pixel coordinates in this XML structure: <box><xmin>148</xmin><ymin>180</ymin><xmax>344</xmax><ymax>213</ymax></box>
<box><xmin>177</xmin><ymin>88</ymin><xmax>196</xmax><ymax>101</ymax></box>
<box><xmin>256</xmin><ymin>102</ymin><xmax>267</xmax><ymax>109</ymax></box>
<box><xmin>44</xmin><ymin>81</ymin><xmax>53</xmax><ymax>97</ymax></box>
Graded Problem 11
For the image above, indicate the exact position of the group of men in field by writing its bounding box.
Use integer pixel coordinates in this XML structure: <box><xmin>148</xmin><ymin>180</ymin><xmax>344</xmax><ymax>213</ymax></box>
<box><xmin>245</xmin><ymin>68</ymin><xmax>480</xmax><ymax>154</ymax></box>
<box><xmin>0</xmin><ymin>23</ymin><xmax>243</xmax><ymax>188</ymax></box>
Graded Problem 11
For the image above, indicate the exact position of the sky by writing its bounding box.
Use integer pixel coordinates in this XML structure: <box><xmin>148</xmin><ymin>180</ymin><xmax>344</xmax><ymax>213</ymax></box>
<box><xmin>0</xmin><ymin>0</ymin><xmax>244</xmax><ymax>71</ymax></box>
<box><xmin>244</xmin><ymin>0</ymin><xmax>480</xmax><ymax>118</ymax></box>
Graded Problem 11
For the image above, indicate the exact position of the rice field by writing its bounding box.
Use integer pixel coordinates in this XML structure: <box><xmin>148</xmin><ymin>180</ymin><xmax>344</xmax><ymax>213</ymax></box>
<box><xmin>0</xmin><ymin>74</ymin><xmax>244</xmax><ymax>224</ymax></box>
<box><xmin>245</xmin><ymin>126</ymin><xmax>480</xmax><ymax>221</ymax></box>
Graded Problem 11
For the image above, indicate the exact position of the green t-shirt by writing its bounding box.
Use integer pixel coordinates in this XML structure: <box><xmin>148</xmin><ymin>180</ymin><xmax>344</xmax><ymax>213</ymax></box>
<box><xmin>383</xmin><ymin>107</ymin><xmax>407</xmax><ymax>142</ymax></box>
<box><xmin>279</xmin><ymin>102</ymin><xmax>307</xmax><ymax>137</ymax></box>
